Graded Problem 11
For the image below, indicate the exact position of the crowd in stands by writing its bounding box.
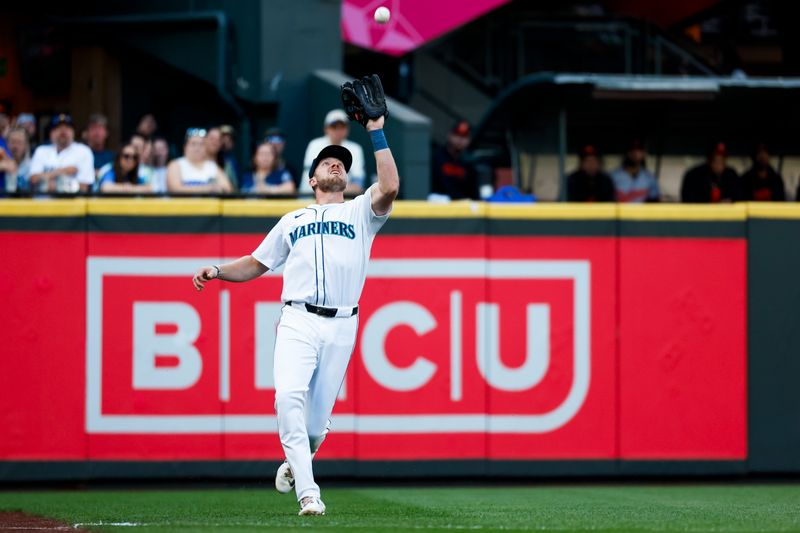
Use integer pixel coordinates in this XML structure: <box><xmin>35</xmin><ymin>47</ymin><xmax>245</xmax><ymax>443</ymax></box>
<box><xmin>0</xmin><ymin>109</ymin><xmax>367</xmax><ymax>198</ymax></box>
<box><xmin>0</xmin><ymin>108</ymin><xmax>797</xmax><ymax>202</ymax></box>
<box><xmin>0</xmin><ymin>111</ymin><xmax>299</xmax><ymax>197</ymax></box>
<box><xmin>564</xmin><ymin>140</ymin><xmax>788</xmax><ymax>203</ymax></box>
<box><xmin>429</xmin><ymin>119</ymin><xmax>796</xmax><ymax>203</ymax></box>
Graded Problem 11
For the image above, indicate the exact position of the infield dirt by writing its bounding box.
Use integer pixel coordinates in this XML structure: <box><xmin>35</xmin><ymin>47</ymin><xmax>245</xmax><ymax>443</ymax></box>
<box><xmin>0</xmin><ymin>511</ymin><xmax>86</xmax><ymax>532</ymax></box>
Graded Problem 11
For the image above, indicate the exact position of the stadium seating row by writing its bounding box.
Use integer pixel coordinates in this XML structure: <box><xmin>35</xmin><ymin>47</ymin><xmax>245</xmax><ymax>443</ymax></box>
<box><xmin>521</xmin><ymin>154</ymin><xmax>800</xmax><ymax>201</ymax></box>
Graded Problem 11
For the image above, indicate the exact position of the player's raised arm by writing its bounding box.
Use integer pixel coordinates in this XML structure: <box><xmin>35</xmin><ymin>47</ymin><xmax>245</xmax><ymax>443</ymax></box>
<box><xmin>341</xmin><ymin>74</ymin><xmax>398</xmax><ymax>215</ymax></box>
<box><xmin>192</xmin><ymin>255</ymin><xmax>268</xmax><ymax>291</ymax></box>
<box><xmin>366</xmin><ymin>116</ymin><xmax>398</xmax><ymax>215</ymax></box>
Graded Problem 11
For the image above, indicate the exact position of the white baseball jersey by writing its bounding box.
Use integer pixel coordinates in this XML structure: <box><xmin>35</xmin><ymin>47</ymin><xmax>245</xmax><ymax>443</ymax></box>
<box><xmin>29</xmin><ymin>142</ymin><xmax>95</xmax><ymax>191</ymax></box>
<box><xmin>252</xmin><ymin>183</ymin><xmax>390</xmax><ymax>307</ymax></box>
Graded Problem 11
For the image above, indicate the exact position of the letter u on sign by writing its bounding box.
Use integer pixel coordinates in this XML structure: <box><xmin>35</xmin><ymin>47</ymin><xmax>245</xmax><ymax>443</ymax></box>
<box><xmin>476</xmin><ymin>303</ymin><xmax>550</xmax><ymax>391</ymax></box>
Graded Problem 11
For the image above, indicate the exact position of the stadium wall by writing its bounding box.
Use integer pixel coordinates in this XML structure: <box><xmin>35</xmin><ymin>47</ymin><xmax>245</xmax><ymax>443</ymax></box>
<box><xmin>0</xmin><ymin>200</ymin><xmax>797</xmax><ymax>481</ymax></box>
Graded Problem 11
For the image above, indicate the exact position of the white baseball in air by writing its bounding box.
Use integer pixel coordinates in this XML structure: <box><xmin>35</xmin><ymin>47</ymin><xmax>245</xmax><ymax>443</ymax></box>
<box><xmin>374</xmin><ymin>6</ymin><xmax>391</xmax><ymax>24</ymax></box>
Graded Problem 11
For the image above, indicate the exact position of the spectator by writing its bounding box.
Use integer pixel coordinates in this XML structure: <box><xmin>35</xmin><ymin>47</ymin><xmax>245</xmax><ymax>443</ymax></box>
<box><xmin>611</xmin><ymin>139</ymin><xmax>659</xmax><ymax>202</ymax></box>
<box><xmin>0</xmin><ymin>136</ymin><xmax>15</xmax><ymax>195</ymax></box>
<box><xmin>97</xmin><ymin>144</ymin><xmax>153</xmax><ymax>194</ymax></box>
<box><xmin>166</xmin><ymin>128</ymin><xmax>232</xmax><ymax>194</ymax></box>
<box><xmin>4</xmin><ymin>128</ymin><xmax>32</xmax><ymax>192</ymax></box>
<box><xmin>219</xmin><ymin>124</ymin><xmax>240</xmax><ymax>186</ymax></box>
<box><xmin>431</xmin><ymin>119</ymin><xmax>477</xmax><ymax>200</ymax></box>
<box><xmin>240</xmin><ymin>142</ymin><xmax>295</xmax><ymax>195</ymax></box>
<box><xmin>265</xmin><ymin>127</ymin><xmax>299</xmax><ymax>182</ymax></box>
<box><xmin>128</xmin><ymin>134</ymin><xmax>155</xmax><ymax>184</ymax></box>
<box><xmin>205</xmin><ymin>127</ymin><xmax>223</xmax><ymax>165</ymax></box>
<box><xmin>204</xmin><ymin>126</ymin><xmax>238</xmax><ymax>188</ymax></box>
<box><xmin>84</xmin><ymin>113</ymin><xmax>114</xmax><ymax>172</ymax></box>
<box><xmin>29</xmin><ymin>114</ymin><xmax>94</xmax><ymax>193</ymax></box>
<box><xmin>136</xmin><ymin>113</ymin><xmax>158</xmax><ymax>140</ymax></box>
<box><xmin>0</xmin><ymin>113</ymin><xmax>10</xmax><ymax>139</ymax></box>
<box><xmin>129</xmin><ymin>133</ymin><xmax>145</xmax><ymax>154</ymax></box>
<box><xmin>566</xmin><ymin>145</ymin><xmax>615</xmax><ymax>202</ymax></box>
<box><xmin>97</xmin><ymin>134</ymin><xmax>152</xmax><ymax>188</ymax></box>
<box><xmin>681</xmin><ymin>142</ymin><xmax>741</xmax><ymax>203</ymax></box>
<box><xmin>150</xmin><ymin>137</ymin><xmax>170</xmax><ymax>193</ymax></box>
<box><xmin>15</xmin><ymin>113</ymin><xmax>37</xmax><ymax>150</ymax></box>
<box><xmin>741</xmin><ymin>143</ymin><xmax>785</xmax><ymax>201</ymax></box>
<box><xmin>265</xmin><ymin>127</ymin><xmax>286</xmax><ymax>157</ymax></box>
<box><xmin>301</xmin><ymin>109</ymin><xmax>366</xmax><ymax>195</ymax></box>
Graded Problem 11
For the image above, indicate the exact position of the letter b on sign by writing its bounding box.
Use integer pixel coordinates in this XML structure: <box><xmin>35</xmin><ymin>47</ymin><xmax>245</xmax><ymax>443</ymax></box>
<box><xmin>133</xmin><ymin>302</ymin><xmax>202</xmax><ymax>390</ymax></box>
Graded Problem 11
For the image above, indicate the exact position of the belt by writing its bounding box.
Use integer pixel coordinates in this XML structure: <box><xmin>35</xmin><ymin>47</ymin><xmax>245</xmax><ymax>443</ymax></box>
<box><xmin>286</xmin><ymin>301</ymin><xmax>358</xmax><ymax>318</ymax></box>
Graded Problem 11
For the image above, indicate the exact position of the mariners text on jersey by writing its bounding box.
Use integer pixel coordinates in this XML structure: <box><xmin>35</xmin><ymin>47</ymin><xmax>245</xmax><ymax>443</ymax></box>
<box><xmin>251</xmin><ymin>183</ymin><xmax>391</xmax><ymax>308</ymax></box>
<box><xmin>290</xmin><ymin>221</ymin><xmax>356</xmax><ymax>245</ymax></box>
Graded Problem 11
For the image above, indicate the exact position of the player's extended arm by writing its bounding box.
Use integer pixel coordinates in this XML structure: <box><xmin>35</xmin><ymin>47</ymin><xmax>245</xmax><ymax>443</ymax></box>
<box><xmin>192</xmin><ymin>255</ymin><xmax>268</xmax><ymax>291</ymax></box>
<box><xmin>367</xmin><ymin>116</ymin><xmax>398</xmax><ymax>216</ymax></box>
<box><xmin>341</xmin><ymin>74</ymin><xmax>397</xmax><ymax>214</ymax></box>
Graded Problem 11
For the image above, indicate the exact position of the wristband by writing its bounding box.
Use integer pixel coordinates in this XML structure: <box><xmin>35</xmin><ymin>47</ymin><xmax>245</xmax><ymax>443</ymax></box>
<box><xmin>369</xmin><ymin>129</ymin><xmax>389</xmax><ymax>152</ymax></box>
<box><xmin>212</xmin><ymin>265</ymin><xmax>221</xmax><ymax>279</ymax></box>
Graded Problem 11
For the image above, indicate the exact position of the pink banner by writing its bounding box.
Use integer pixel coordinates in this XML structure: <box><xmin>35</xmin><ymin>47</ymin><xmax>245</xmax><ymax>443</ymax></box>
<box><xmin>342</xmin><ymin>0</ymin><xmax>510</xmax><ymax>56</ymax></box>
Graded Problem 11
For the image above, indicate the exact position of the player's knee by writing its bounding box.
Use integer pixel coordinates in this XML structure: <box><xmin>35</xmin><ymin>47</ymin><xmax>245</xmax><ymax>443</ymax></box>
<box><xmin>307</xmin><ymin>418</ymin><xmax>331</xmax><ymax>452</ymax></box>
<box><xmin>308</xmin><ymin>433</ymin><xmax>326</xmax><ymax>452</ymax></box>
<box><xmin>274</xmin><ymin>390</ymin><xmax>303</xmax><ymax>414</ymax></box>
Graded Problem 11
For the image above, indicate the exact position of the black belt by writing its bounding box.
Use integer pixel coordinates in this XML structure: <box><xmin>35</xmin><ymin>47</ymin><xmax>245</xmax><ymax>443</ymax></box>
<box><xmin>286</xmin><ymin>301</ymin><xmax>358</xmax><ymax>318</ymax></box>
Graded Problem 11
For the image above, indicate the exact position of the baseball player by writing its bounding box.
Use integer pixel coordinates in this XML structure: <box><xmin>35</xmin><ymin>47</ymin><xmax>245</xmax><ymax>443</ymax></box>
<box><xmin>192</xmin><ymin>75</ymin><xmax>396</xmax><ymax>516</ymax></box>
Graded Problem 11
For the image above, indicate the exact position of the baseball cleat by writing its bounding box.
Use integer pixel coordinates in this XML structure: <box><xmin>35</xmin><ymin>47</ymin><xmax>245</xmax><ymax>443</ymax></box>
<box><xmin>298</xmin><ymin>496</ymin><xmax>326</xmax><ymax>516</ymax></box>
<box><xmin>275</xmin><ymin>461</ymin><xmax>295</xmax><ymax>494</ymax></box>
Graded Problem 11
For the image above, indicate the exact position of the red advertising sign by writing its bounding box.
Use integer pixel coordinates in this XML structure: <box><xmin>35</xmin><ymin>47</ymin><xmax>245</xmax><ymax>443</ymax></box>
<box><xmin>81</xmin><ymin>235</ymin><xmax>615</xmax><ymax>460</ymax></box>
<box><xmin>0</xmin><ymin>231</ymin><xmax>745</xmax><ymax>462</ymax></box>
<box><xmin>618</xmin><ymin>238</ymin><xmax>747</xmax><ymax>459</ymax></box>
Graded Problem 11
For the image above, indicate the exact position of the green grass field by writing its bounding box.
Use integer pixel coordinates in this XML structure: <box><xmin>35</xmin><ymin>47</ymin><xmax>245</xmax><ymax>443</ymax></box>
<box><xmin>1</xmin><ymin>484</ymin><xmax>799</xmax><ymax>532</ymax></box>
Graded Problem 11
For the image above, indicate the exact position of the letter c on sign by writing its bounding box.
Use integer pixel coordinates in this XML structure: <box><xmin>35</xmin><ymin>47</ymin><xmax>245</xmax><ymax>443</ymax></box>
<box><xmin>361</xmin><ymin>302</ymin><xmax>438</xmax><ymax>392</ymax></box>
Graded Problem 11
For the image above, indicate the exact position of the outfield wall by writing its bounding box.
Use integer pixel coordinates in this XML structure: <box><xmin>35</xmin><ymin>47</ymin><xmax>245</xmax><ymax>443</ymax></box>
<box><xmin>0</xmin><ymin>200</ymin><xmax>797</xmax><ymax>481</ymax></box>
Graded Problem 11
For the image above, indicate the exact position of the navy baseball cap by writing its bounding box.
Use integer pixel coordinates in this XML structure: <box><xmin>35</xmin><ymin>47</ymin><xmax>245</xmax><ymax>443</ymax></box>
<box><xmin>308</xmin><ymin>145</ymin><xmax>352</xmax><ymax>178</ymax></box>
<box><xmin>50</xmin><ymin>113</ymin><xmax>74</xmax><ymax>128</ymax></box>
<box><xmin>264</xmin><ymin>127</ymin><xmax>285</xmax><ymax>144</ymax></box>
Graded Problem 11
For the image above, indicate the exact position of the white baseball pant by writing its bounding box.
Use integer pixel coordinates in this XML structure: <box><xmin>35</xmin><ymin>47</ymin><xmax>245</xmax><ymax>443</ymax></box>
<box><xmin>273</xmin><ymin>304</ymin><xmax>358</xmax><ymax>501</ymax></box>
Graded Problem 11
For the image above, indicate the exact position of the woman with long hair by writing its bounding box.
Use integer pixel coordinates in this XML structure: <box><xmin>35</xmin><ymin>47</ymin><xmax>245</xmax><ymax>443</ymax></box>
<box><xmin>241</xmin><ymin>142</ymin><xmax>295</xmax><ymax>195</ymax></box>
<box><xmin>97</xmin><ymin>144</ymin><xmax>153</xmax><ymax>194</ymax></box>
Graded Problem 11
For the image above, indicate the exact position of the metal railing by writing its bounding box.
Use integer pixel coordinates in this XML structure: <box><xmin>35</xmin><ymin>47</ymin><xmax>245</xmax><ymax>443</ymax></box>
<box><xmin>430</xmin><ymin>17</ymin><xmax>718</xmax><ymax>97</ymax></box>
